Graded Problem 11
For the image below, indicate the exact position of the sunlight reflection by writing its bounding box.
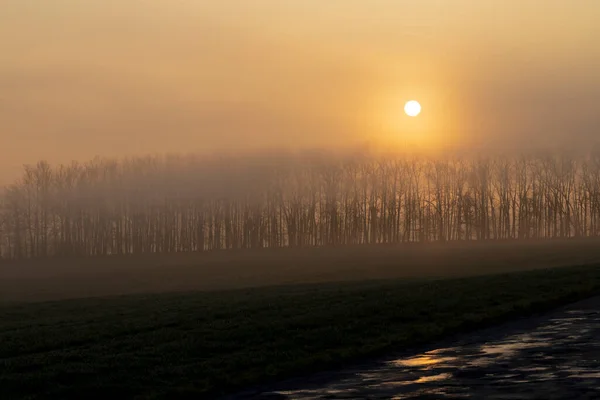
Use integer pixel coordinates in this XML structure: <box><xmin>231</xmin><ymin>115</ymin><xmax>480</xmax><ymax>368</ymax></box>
<box><xmin>392</xmin><ymin>355</ymin><xmax>456</xmax><ymax>368</ymax></box>
<box><xmin>265</xmin><ymin>307</ymin><xmax>600</xmax><ymax>400</ymax></box>
<box><xmin>415</xmin><ymin>373</ymin><xmax>452</xmax><ymax>383</ymax></box>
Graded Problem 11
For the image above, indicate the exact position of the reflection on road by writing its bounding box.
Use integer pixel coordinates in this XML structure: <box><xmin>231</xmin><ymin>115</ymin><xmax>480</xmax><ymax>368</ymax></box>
<box><xmin>257</xmin><ymin>302</ymin><xmax>600</xmax><ymax>399</ymax></box>
<box><xmin>394</xmin><ymin>355</ymin><xmax>457</xmax><ymax>368</ymax></box>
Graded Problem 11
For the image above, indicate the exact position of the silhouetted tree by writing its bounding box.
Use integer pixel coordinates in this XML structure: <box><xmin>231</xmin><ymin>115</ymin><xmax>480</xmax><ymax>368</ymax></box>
<box><xmin>1</xmin><ymin>148</ymin><xmax>600</xmax><ymax>260</ymax></box>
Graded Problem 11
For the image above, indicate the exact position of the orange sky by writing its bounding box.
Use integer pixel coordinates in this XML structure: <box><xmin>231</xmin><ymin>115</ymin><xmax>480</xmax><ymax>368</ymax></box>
<box><xmin>1</xmin><ymin>1</ymin><xmax>599</xmax><ymax>182</ymax></box>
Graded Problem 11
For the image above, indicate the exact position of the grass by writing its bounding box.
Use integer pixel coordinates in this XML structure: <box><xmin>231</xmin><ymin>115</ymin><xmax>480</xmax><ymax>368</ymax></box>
<box><xmin>2</xmin><ymin>264</ymin><xmax>600</xmax><ymax>399</ymax></box>
<box><xmin>4</xmin><ymin>237</ymin><xmax>600</xmax><ymax>304</ymax></box>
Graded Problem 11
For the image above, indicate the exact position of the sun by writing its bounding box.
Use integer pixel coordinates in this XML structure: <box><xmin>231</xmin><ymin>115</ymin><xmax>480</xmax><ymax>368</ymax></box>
<box><xmin>404</xmin><ymin>100</ymin><xmax>421</xmax><ymax>117</ymax></box>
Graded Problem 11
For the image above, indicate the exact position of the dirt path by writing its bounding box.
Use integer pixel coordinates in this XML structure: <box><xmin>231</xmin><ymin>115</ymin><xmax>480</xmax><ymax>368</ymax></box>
<box><xmin>243</xmin><ymin>296</ymin><xmax>600</xmax><ymax>399</ymax></box>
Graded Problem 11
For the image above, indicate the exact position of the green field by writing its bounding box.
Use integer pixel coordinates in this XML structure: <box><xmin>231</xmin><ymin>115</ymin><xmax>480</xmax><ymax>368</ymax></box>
<box><xmin>4</xmin><ymin>237</ymin><xmax>600</xmax><ymax>304</ymax></box>
<box><xmin>2</xmin><ymin>264</ymin><xmax>600</xmax><ymax>399</ymax></box>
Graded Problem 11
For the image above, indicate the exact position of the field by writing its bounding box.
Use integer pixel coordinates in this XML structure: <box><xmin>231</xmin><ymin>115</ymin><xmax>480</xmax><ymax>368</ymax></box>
<box><xmin>2</xmin><ymin>259</ymin><xmax>600</xmax><ymax>398</ymax></box>
<box><xmin>3</xmin><ymin>237</ymin><xmax>600</xmax><ymax>304</ymax></box>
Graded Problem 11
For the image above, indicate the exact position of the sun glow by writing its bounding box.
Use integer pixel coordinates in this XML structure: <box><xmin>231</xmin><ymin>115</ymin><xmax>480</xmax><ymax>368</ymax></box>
<box><xmin>404</xmin><ymin>100</ymin><xmax>421</xmax><ymax>117</ymax></box>
<box><xmin>367</xmin><ymin>84</ymin><xmax>464</xmax><ymax>152</ymax></box>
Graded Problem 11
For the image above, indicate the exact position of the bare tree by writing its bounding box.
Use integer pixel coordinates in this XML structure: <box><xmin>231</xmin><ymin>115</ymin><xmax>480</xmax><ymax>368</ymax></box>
<box><xmin>1</xmin><ymin>148</ymin><xmax>600</xmax><ymax>260</ymax></box>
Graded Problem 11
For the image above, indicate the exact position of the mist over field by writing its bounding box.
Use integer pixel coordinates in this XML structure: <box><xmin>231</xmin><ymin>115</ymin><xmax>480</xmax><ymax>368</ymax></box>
<box><xmin>1</xmin><ymin>147</ymin><xmax>600</xmax><ymax>261</ymax></box>
<box><xmin>1</xmin><ymin>0</ymin><xmax>599</xmax><ymax>294</ymax></box>
<box><xmin>3</xmin><ymin>3</ymin><xmax>600</xmax><ymax>399</ymax></box>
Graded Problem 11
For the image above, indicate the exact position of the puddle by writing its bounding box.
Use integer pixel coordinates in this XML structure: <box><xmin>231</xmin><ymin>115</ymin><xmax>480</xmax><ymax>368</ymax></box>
<box><xmin>479</xmin><ymin>339</ymin><xmax>540</xmax><ymax>356</ymax></box>
<box><xmin>247</xmin><ymin>299</ymin><xmax>600</xmax><ymax>399</ymax></box>
<box><xmin>414</xmin><ymin>372</ymin><xmax>452</xmax><ymax>383</ymax></box>
<box><xmin>393</xmin><ymin>355</ymin><xmax>456</xmax><ymax>368</ymax></box>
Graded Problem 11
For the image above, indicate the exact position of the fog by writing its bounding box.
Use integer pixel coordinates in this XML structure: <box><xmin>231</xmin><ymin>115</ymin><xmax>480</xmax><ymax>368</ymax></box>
<box><xmin>3</xmin><ymin>5</ymin><xmax>600</xmax><ymax>396</ymax></box>
<box><xmin>1</xmin><ymin>0</ymin><xmax>600</xmax><ymax>184</ymax></box>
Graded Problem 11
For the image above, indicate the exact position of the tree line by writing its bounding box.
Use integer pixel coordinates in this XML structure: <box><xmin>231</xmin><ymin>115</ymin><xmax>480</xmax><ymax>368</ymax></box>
<box><xmin>1</xmin><ymin>149</ymin><xmax>600</xmax><ymax>260</ymax></box>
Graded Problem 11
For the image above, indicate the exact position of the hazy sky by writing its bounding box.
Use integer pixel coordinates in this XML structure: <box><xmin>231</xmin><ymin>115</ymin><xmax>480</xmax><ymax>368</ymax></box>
<box><xmin>1</xmin><ymin>1</ymin><xmax>599</xmax><ymax>182</ymax></box>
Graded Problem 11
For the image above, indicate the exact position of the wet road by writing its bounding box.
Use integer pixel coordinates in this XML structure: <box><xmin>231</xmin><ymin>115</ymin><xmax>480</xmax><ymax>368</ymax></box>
<box><xmin>246</xmin><ymin>297</ymin><xmax>600</xmax><ymax>399</ymax></box>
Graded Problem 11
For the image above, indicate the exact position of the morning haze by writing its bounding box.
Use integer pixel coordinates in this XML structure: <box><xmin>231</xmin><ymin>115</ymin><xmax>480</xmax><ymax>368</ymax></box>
<box><xmin>4</xmin><ymin>2</ymin><xmax>600</xmax><ymax>399</ymax></box>
<box><xmin>2</xmin><ymin>0</ymin><xmax>599</xmax><ymax>182</ymax></box>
